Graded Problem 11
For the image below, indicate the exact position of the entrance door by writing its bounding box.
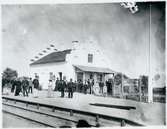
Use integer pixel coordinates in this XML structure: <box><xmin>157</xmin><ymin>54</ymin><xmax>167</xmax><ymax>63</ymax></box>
<box><xmin>59</xmin><ymin>72</ymin><xmax>62</xmax><ymax>80</ymax></box>
<box><xmin>77</xmin><ymin>72</ymin><xmax>83</xmax><ymax>82</ymax></box>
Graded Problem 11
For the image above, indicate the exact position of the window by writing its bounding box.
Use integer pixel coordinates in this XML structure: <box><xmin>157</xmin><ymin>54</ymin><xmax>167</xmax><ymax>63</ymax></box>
<box><xmin>88</xmin><ymin>54</ymin><xmax>93</xmax><ymax>63</ymax></box>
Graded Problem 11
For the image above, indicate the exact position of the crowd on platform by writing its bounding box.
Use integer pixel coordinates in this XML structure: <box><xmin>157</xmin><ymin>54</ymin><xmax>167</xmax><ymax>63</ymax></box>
<box><xmin>2</xmin><ymin>76</ymin><xmax>113</xmax><ymax>98</ymax></box>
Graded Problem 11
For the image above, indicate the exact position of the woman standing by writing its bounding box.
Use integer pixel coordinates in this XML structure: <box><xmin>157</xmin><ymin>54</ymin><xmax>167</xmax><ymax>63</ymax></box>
<box><xmin>47</xmin><ymin>79</ymin><xmax>53</xmax><ymax>98</ymax></box>
<box><xmin>32</xmin><ymin>78</ymin><xmax>39</xmax><ymax>98</ymax></box>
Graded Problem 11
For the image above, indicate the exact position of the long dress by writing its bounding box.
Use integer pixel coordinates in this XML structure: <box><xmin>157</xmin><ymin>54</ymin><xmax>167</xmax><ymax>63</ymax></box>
<box><xmin>33</xmin><ymin>79</ymin><xmax>39</xmax><ymax>98</ymax></box>
<box><xmin>93</xmin><ymin>82</ymin><xmax>100</xmax><ymax>96</ymax></box>
<box><xmin>47</xmin><ymin>81</ymin><xmax>53</xmax><ymax>98</ymax></box>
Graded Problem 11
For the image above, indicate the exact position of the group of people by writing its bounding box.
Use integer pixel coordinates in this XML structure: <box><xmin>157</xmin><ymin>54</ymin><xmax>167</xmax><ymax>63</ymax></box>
<box><xmin>2</xmin><ymin>77</ymin><xmax>40</xmax><ymax>97</ymax></box>
<box><xmin>48</xmin><ymin>78</ymin><xmax>76</xmax><ymax>98</ymax></box>
<box><xmin>2</xmin><ymin>75</ymin><xmax>113</xmax><ymax>98</ymax></box>
<box><xmin>47</xmin><ymin>77</ymin><xmax>110</xmax><ymax>98</ymax></box>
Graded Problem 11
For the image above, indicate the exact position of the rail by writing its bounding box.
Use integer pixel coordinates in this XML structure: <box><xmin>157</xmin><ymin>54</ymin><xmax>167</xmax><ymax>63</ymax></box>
<box><xmin>2</xmin><ymin>96</ymin><xmax>144</xmax><ymax>126</ymax></box>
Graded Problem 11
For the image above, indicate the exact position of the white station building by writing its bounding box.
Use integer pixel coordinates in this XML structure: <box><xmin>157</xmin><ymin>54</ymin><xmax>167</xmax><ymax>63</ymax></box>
<box><xmin>29</xmin><ymin>40</ymin><xmax>115</xmax><ymax>89</ymax></box>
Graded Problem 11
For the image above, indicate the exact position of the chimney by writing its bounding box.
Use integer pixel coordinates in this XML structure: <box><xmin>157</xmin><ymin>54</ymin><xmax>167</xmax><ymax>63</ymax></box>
<box><xmin>72</xmin><ymin>41</ymin><xmax>79</xmax><ymax>50</ymax></box>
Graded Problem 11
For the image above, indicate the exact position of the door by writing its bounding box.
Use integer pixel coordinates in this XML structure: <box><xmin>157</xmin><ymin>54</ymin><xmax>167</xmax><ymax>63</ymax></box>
<box><xmin>77</xmin><ymin>72</ymin><xmax>83</xmax><ymax>82</ymax></box>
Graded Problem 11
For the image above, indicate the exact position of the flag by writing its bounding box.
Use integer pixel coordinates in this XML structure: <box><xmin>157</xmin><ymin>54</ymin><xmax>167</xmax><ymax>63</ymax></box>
<box><xmin>120</xmin><ymin>2</ymin><xmax>138</xmax><ymax>14</ymax></box>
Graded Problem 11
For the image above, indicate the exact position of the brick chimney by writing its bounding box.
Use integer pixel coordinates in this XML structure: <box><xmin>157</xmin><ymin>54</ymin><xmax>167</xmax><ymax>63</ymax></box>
<box><xmin>72</xmin><ymin>41</ymin><xmax>79</xmax><ymax>50</ymax></box>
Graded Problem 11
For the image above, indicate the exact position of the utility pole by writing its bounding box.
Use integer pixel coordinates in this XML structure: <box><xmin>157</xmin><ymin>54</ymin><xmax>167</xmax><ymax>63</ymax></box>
<box><xmin>148</xmin><ymin>3</ymin><xmax>153</xmax><ymax>103</ymax></box>
<box><xmin>121</xmin><ymin>73</ymin><xmax>124</xmax><ymax>98</ymax></box>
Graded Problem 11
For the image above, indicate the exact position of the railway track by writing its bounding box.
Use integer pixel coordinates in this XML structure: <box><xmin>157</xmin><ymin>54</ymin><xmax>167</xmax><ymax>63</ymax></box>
<box><xmin>2</xmin><ymin>96</ymin><xmax>144</xmax><ymax>128</ymax></box>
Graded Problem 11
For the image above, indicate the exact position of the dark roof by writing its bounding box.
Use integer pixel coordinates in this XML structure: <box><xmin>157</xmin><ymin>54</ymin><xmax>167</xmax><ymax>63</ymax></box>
<box><xmin>30</xmin><ymin>49</ymin><xmax>71</xmax><ymax>65</ymax></box>
<box><xmin>74</xmin><ymin>65</ymin><xmax>115</xmax><ymax>74</ymax></box>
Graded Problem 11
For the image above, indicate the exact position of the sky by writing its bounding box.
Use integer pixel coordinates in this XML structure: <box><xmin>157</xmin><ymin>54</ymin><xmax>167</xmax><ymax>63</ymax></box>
<box><xmin>1</xmin><ymin>2</ymin><xmax>166</xmax><ymax>87</ymax></box>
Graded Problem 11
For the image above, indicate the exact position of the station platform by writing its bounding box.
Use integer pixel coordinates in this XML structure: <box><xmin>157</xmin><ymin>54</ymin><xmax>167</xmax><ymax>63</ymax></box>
<box><xmin>2</xmin><ymin>91</ymin><xmax>165</xmax><ymax>126</ymax></box>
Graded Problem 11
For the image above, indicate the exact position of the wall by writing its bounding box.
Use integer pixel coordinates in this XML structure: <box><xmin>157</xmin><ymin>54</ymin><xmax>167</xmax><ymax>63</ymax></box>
<box><xmin>68</xmin><ymin>40</ymin><xmax>112</xmax><ymax>69</ymax></box>
<box><xmin>30</xmin><ymin>62</ymin><xmax>74</xmax><ymax>89</ymax></box>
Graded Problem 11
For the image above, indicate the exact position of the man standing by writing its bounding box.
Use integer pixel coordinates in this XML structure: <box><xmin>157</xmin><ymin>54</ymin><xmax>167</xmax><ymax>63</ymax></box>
<box><xmin>99</xmin><ymin>80</ymin><xmax>104</xmax><ymax>94</ymax></box>
<box><xmin>28</xmin><ymin>78</ymin><xmax>33</xmax><ymax>94</ymax></box>
<box><xmin>14</xmin><ymin>78</ymin><xmax>22</xmax><ymax>96</ymax></box>
<box><xmin>59</xmin><ymin>79</ymin><xmax>66</xmax><ymax>98</ymax></box>
<box><xmin>11</xmin><ymin>78</ymin><xmax>16</xmax><ymax>93</ymax></box>
<box><xmin>91</xmin><ymin>79</ymin><xmax>94</xmax><ymax>94</ymax></box>
<box><xmin>83</xmin><ymin>80</ymin><xmax>88</xmax><ymax>94</ymax></box>
<box><xmin>54</xmin><ymin>77</ymin><xmax>59</xmax><ymax>91</ymax></box>
<box><xmin>87</xmin><ymin>79</ymin><xmax>91</xmax><ymax>94</ymax></box>
<box><xmin>22</xmin><ymin>78</ymin><xmax>29</xmax><ymax>97</ymax></box>
<box><xmin>67</xmin><ymin>78</ymin><xmax>74</xmax><ymax>98</ymax></box>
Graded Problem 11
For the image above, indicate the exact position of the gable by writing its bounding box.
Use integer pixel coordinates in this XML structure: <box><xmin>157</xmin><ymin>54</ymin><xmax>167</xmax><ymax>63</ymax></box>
<box><xmin>30</xmin><ymin>49</ymin><xmax>71</xmax><ymax>65</ymax></box>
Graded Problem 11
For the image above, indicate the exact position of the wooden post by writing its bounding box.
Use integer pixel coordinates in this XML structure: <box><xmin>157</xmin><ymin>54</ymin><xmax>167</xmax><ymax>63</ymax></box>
<box><xmin>52</xmin><ymin>107</ymin><xmax>55</xmax><ymax>112</ymax></box>
<box><xmin>37</xmin><ymin>104</ymin><xmax>39</xmax><ymax>109</ymax></box>
<box><xmin>96</xmin><ymin>115</ymin><xmax>99</xmax><ymax>122</ymax></box>
<box><xmin>26</xmin><ymin>102</ymin><xmax>28</xmax><ymax>107</ymax></box>
<box><xmin>70</xmin><ymin>110</ymin><xmax>73</xmax><ymax>116</ymax></box>
<box><xmin>121</xmin><ymin>120</ymin><xmax>126</xmax><ymax>127</ymax></box>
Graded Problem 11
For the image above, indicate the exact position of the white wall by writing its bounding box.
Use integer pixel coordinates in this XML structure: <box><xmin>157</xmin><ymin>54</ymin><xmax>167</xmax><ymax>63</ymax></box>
<box><xmin>30</xmin><ymin>62</ymin><xmax>74</xmax><ymax>89</ymax></box>
<box><xmin>68</xmin><ymin>40</ymin><xmax>111</xmax><ymax>68</ymax></box>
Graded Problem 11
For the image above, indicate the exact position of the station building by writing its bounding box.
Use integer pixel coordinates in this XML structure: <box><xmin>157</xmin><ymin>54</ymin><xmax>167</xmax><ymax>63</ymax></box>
<box><xmin>29</xmin><ymin>40</ymin><xmax>115</xmax><ymax>89</ymax></box>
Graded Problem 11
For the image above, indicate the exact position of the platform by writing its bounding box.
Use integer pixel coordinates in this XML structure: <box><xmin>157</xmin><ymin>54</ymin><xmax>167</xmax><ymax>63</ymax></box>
<box><xmin>2</xmin><ymin>91</ymin><xmax>166</xmax><ymax>126</ymax></box>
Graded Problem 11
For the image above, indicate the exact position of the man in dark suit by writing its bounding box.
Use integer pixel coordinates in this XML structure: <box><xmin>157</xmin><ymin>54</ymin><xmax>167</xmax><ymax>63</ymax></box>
<box><xmin>59</xmin><ymin>79</ymin><xmax>66</xmax><ymax>98</ymax></box>
<box><xmin>33</xmin><ymin>78</ymin><xmax>39</xmax><ymax>90</ymax></box>
<box><xmin>22</xmin><ymin>78</ymin><xmax>29</xmax><ymax>97</ymax></box>
<box><xmin>14</xmin><ymin>78</ymin><xmax>22</xmax><ymax>96</ymax></box>
<box><xmin>54</xmin><ymin>77</ymin><xmax>59</xmax><ymax>91</ymax></box>
<box><xmin>99</xmin><ymin>80</ymin><xmax>104</xmax><ymax>94</ymax></box>
<box><xmin>67</xmin><ymin>78</ymin><xmax>74</xmax><ymax>98</ymax></box>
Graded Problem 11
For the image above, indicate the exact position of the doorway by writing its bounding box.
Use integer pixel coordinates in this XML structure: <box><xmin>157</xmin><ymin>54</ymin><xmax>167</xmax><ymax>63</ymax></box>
<box><xmin>77</xmin><ymin>72</ymin><xmax>83</xmax><ymax>82</ymax></box>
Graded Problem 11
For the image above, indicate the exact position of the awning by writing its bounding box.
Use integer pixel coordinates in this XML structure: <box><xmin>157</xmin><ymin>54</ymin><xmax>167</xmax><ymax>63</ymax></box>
<box><xmin>73</xmin><ymin>65</ymin><xmax>115</xmax><ymax>74</ymax></box>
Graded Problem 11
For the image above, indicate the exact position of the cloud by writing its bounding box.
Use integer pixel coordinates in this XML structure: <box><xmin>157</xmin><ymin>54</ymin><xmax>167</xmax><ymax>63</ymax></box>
<box><xmin>2</xmin><ymin>3</ymin><xmax>165</xmax><ymax>87</ymax></box>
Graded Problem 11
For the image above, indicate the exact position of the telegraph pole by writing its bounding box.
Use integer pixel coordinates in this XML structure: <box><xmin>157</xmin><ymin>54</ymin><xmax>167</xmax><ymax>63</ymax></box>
<box><xmin>148</xmin><ymin>3</ymin><xmax>153</xmax><ymax>103</ymax></box>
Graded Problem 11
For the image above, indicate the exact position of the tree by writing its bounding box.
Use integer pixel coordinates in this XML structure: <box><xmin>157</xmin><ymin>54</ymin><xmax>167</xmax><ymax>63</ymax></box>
<box><xmin>2</xmin><ymin>67</ymin><xmax>18</xmax><ymax>82</ymax></box>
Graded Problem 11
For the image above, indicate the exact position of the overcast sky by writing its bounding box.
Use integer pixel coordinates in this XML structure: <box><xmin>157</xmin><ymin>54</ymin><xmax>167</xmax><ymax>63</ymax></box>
<box><xmin>1</xmin><ymin>2</ymin><xmax>165</xmax><ymax>86</ymax></box>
